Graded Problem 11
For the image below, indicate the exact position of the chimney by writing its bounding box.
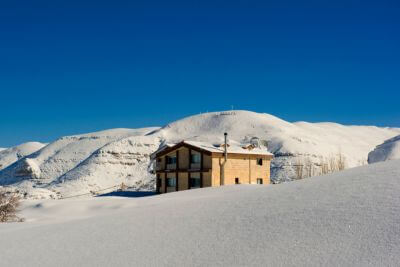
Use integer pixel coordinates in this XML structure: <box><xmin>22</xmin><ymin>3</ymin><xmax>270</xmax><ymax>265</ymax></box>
<box><xmin>220</xmin><ymin>132</ymin><xmax>228</xmax><ymax>186</ymax></box>
<box><xmin>224</xmin><ymin>132</ymin><xmax>228</xmax><ymax>162</ymax></box>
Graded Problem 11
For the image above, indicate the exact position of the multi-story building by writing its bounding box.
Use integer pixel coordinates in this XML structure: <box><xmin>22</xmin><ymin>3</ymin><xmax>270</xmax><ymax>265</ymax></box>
<box><xmin>151</xmin><ymin>137</ymin><xmax>272</xmax><ymax>194</ymax></box>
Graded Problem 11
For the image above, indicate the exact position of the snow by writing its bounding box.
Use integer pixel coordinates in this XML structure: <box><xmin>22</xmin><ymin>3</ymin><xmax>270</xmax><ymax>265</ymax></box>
<box><xmin>0</xmin><ymin>142</ymin><xmax>46</xmax><ymax>171</ymax></box>
<box><xmin>0</xmin><ymin>128</ymin><xmax>159</xmax><ymax>199</ymax></box>
<box><xmin>175</xmin><ymin>140</ymin><xmax>273</xmax><ymax>155</ymax></box>
<box><xmin>368</xmin><ymin>135</ymin><xmax>400</xmax><ymax>163</ymax></box>
<box><xmin>47</xmin><ymin>135</ymin><xmax>160</xmax><ymax>197</ymax></box>
<box><xmin>0</xmin><ymin>159</ymin><xmax>399</xmax><ymax>266</ymax></box>
<box><xmin>151</xmin><ymin>111</ymin><xmax>400</xmax><ymax>182</ymax></box>
<box><xmin>1</xmin><ymin>110</ymin><xmax>399</xmax><ymax>199</ymax></box>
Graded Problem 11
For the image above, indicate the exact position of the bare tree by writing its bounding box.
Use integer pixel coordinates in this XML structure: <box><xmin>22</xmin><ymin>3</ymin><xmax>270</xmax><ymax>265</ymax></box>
<box><xmin>337</xmin><ymin>153</ymin><xmax>346</xmax><ymax>171</ymax></box>
<box><xmin>0</xmin><ymin>190</ymin><xmax>23</xmax><ymax>223</ymax></box>
<box><xmin>304</xmin><ymin>158</ymin><xmax>313</xmax><ymax>178</ymax></box>
<box><xmin>320</xmin><ymin>159</ymin><xmax>330</xmax><ymax>175</ymax></box>
<box><xmin>294</xmin><ymin>158</ymin><xmax>304</xmax><ymax>180</ymax></box>
<box><xmin>294</xmin><ymin>152</ymin><xmax>347</xmax><ymax>181</ymax></box>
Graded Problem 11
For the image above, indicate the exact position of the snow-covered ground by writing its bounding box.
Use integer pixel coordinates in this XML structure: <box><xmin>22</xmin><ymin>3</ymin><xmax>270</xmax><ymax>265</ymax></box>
<box><xmin>368</xmin><ymin>135</ymin><xmax>400</xmax><ymax>163</ymax></box>
<box><xmin>1</xmin><ymin>110</ymin><xmax>399</xmax><ymax>199</ymax></box>
<box><xmin>0</xmin><ymin>159</ymin><xmax>399</xmax><ymax>266</ymax></box>
<box><xmin>0</xmin><ymin>142</ymin><xmax>45</xmax><ymax>171</ymax></box>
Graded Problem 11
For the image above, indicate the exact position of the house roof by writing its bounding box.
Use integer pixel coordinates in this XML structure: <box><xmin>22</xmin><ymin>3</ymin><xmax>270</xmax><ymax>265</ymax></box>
<box><xmin>151</xmin><ymin>140</ymin><xmax>273</xmax><ymax>158</ymax></box>
<box><xmin>150</xmin><ymin>143</ymin><xmax>175</xmax><ymax>159</ymax></box>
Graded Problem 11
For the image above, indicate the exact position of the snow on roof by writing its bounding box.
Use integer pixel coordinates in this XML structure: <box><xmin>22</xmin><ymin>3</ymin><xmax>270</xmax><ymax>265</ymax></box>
<box><xmin>150</xmin><ymin>143</ymin><xmax>176</xmax><ymax>159</ymax></box>
<box><xmin>155</xmin><ymin>140</ymin><xmax>273</xmax><ymax>156</ymax></box>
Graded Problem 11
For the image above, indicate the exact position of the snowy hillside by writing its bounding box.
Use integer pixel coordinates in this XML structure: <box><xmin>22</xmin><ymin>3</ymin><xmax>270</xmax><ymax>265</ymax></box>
<box><xmin>1</xmin><ymin>159</ymin><xmax>400</xmax><ymax>266</ymax></box>
<box><xmin>368</xmin><ymin>135</ymin><xmax>400</xmax><ymax>163</ymax></box>
<box><xmin>0</xmin><ymin>110</ymin><xmax>399</xmax><ymax>199</ymax></box>
<box><xmin>0</xmin><ymin>128</ymin><xmax>159</xmax><ymax>199</ymax></box>
<box><xmin>150</xmin><ymin>111</ymin><xmax>400</xmax><ymax>182</ymax></box>
<box><xmin>48</xmin><ymin>135</ymin><xmax>159</xmax><ymax>197</ymax></box>
<box><xmin>0</xmin><ymin>142</ymin><xmax>46</xmax><ymax>171</ymax></box>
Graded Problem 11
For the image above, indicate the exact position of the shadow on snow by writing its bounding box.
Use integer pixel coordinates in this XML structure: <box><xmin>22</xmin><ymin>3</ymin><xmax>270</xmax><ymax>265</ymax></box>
<box><xmin>96</xmin><ymin>191</ymin><xmax>156</xmax><ymax>198</ymax></box>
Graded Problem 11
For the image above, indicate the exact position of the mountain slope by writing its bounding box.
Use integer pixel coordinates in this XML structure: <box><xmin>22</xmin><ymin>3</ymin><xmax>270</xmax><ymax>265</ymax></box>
<box><xmin>0</xmin><ymin>128</ymin><xmax>159</xmax><ymax>198</ymax></box>
<box><xmin>0</xmin><ymin>142</ymin><xmax>46</xmax><ymax>171</ymax></box>
<box><xmin>1</xmin><ymin>110</ymin><xmax>399</xmax><ymax>199</ymax></box>
<box><xmin>1</xmin><ymin>159</ymin><xmax>400</xmax><ymax>266</ymax></box>
<box><xmin>368</xmin><ymin>135</ymin><xmax>400</xmax><ymax>163</ymax></box>
<box><xmin>150</xmin><ymin>110</ymin><xmax>400</xmax><ymax>181</ymax></box>
<box><xmin>48</xmin><ymin>135</ymin><xmax>160</xmax><ymax>197</ymax></box>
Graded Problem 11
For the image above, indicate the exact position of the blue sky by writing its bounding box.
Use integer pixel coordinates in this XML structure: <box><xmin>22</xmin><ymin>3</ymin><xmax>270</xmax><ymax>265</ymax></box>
<box><xmin>1</xmin><ymin>0</ymin><xmax>399</xmax><ymax>147</ymax></box>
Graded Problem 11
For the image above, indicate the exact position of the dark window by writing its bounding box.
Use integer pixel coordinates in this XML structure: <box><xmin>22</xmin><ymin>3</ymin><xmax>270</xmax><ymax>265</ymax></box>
<box><xmin>235</xmin><ymin>177</ymin><xmax>240</xmax><ymax>184</ymax></box>
<box><xmin>157</xmin><ymin>158</ymin><xmax>162</xmax><ymax>163</ymax></box>
<box><xmin>190</xmin><ymin>178</ymin><xmax>201</xmax><ymax>188</ymax></box>
<box><xmin>257</xmin><ymin>158</ymin><xmax>263</xmax><ymax>165</ymax></box>
<box><xmin>166</xmin><ymin>156</ymin><xmax>177</xmax><ymax>164</ymax></box>
<box><xmin>257</xmin><ymin>178</ymin><xmax>263</xmax><ymax>185</ymax></box>
<box><xmin>167</xmin><ymin>178</ymin><xmax>176</xmax><ymax>187</ymax></box>
<box><xmin>190</xmin><ymin>173</ymin><xmax>201</xmax><ymax>188</ymax></box>
<box><xmin>190</xmin><ymin>154</ymin><xmax>201</xmax><ymax>164</ymax></box>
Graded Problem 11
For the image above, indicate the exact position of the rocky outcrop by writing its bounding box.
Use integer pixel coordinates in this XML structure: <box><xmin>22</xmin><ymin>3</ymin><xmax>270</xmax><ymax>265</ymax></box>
<box><xmin>15</xmin><ymin>158</ymin><xmax>41</xmax><ymax>179</ymax></box>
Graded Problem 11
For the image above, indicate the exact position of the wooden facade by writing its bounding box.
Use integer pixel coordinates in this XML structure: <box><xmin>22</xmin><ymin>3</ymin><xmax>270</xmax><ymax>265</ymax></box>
<box><xmin>153</xmin><ymin>142</ymin><xmax>273</xmax><ymax>194</ymax></box>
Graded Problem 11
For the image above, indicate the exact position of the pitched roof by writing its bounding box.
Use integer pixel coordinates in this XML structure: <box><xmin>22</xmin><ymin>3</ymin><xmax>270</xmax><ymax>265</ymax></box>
<box><xmin>151</xmin><ymin>140</ymin><xmax>273</xmax><ymax>158</ymax></box>
<box><xmin>183</xmin><ymin>141</ymin><xmax>273</xmax><ymax>155</ymax></box>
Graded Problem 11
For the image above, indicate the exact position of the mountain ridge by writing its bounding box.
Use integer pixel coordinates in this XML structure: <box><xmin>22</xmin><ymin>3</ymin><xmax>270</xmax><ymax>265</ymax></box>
<box><xmin>1</xmin><ymin>110</ymin><xmax>399</xmax><ymax>199</ymax></box>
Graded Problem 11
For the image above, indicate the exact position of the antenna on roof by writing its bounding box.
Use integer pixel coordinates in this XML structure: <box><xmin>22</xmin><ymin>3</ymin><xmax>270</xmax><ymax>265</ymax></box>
<box><xmin>250</xmin><ymin>137</ymin><xmax>260</xmax><ymax>148</ymax></box>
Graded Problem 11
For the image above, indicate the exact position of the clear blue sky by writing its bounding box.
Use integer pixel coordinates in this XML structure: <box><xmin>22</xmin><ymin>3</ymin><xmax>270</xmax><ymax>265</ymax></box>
<box><xmin>1</xmin><ymin>0</ymin><xmax>399</xmax><ymax>147</ymax></box>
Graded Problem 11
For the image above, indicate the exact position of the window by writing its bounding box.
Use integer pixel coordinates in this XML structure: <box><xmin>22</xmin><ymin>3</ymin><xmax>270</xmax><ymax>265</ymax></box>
<box><xmin>166</xmin><ymin>156</ymin><xmax>177</xmax><ymax>164</ymax></box>
<box><xmin>190</xmin><ymin>178</ymin><xmax>201</xmax><ymax>188</ymax></box>
<box><xmin>257</xmin><ymin>158</ymin><xmax>263</xmax><ymax>166</ymax></box>
<box><xmin>235</xmin><ymin>177</ymin><xmax>240</xmax><ymax>184</ymax></box>
<box><xmin>166</xmin><ymin>178</ymin><xmax>176</xmax><ymax>187</ymax></box>
<box><xmin>190</xmin><ymin>154</ymin><xmax>201</xmax><ymax>164</ymax></box>
<box><xmin>190</xmin><ymin>173</ymin><xmax>201</xmax><ymax>188</ymax></box>
<box><xmin>257</xmin><ymin>178</ymin><xmax>263</xmax><ymax>185</ymax></box>
<box><xmin>157</xmin><ymin>158</ymin><xmax>162</xmax><ymax>163</ymax></box>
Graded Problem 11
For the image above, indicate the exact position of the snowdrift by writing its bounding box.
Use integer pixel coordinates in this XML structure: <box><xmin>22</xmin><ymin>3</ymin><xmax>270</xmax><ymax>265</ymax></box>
<box><xmin>0</xmin><ymin>110</ymin><xmax>399</xmax><ymax>199</ymax></box>
<box><xmin>368</xmin><ymin>135</ymin><xmax>400</xmax><ymax>163</ymax></box>
<box><xmin>1</xmin><ymin>159</ymin><xmax>400</xmax><ymax>266</ymax></box>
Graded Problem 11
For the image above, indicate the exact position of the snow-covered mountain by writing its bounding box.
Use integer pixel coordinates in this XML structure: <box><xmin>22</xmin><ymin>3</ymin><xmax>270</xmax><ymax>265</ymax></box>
<box><xmin>2</xmin><ymin>159</ymin><xmax>400</xmax><ymax>266</ymax></box>
<box><xmin>0</xmin><ymin>110</ymin><xmax>399</xmax><ymax>199</ymax></box>
<box><xmin>150</xmin><ymin>111</ymin><xmax>400</xmax><ymax>182</ymax></box>
<box><xmin>0</xmin><ymin>142</ymin><xmax>46</xmax><ymax>171</ymax></box>
<box><xmin>368</xmin><ymin>135</ymin><xmax>400</xmax><ymax>163</ymax></box>
<box><xmin>0</xmin><ymin>148</ymin><xmax>6</xmax><ymax>152</ymax></box>
<box><xmin>0</xmin><ymin>128</ymin><xmax>159</xmax><ymax>199</ymax></box>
